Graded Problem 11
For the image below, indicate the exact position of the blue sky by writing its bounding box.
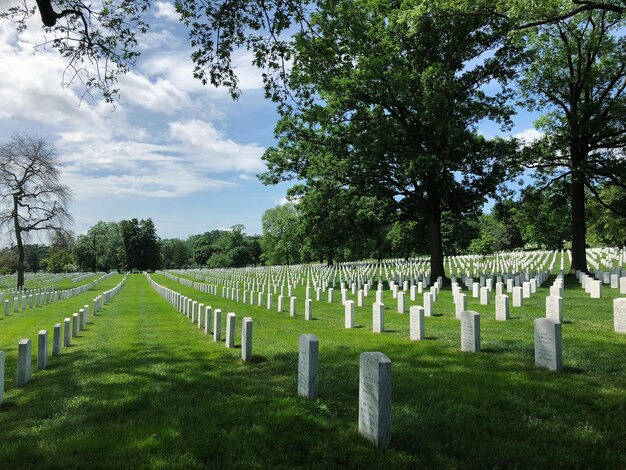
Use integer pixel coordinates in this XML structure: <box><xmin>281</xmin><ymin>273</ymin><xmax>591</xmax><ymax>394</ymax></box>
<box><xmin>0</xmin><ymin>1</ymin><xmax>539</xmax><ymax>245</ymax></box>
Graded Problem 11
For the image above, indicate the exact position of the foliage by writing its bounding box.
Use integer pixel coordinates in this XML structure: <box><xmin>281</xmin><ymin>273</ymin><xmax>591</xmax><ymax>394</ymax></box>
<box><xmin>261</xmin><ymin>0</ymin><xmax>521</xmax><ymax>279</ymax></box>
<box><xmin>260</xmin><ymin>203</ymin><xmax>302</xmax><ymax>266</ymax></box>
<box><xmin>118</xmin><ymin>218</ymin><xmax>161</xmax><ymax>271</ymax></box>
<box><xmin>516</xmin><ymin>7</ymin><xmax>626</xmax><ymax>271</ymax></box>
<box><xmin>586</xmin><ymin>184</ymin><xmax>626</xmax><ymax>246</ymax></box>
<box><xmin>0</xmin><ymin>0</ymin><xmax>312</xmax><ymax>102</ymax></box>
<box><xmin>74</xmin><ymin>221</ymin><xmax>124</xmax><ymax>272</ymax></box>
<box><xmin>41</xmin><ymin>230</ymin><xmax>76</xmax><ymax>273</ymax></box>
<box><xmin>160</xmin><ymin>238</ymin><xmax>192</xmax><ymax>269</ymax></box>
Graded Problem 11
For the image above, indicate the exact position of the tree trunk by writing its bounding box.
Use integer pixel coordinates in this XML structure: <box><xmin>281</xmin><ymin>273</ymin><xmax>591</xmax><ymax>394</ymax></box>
<box><xmin>13</xmin><ymin>195</ymin><xmax>25</xmax><ymax>289</ymax></box>
<box><xmin>569</xmin><ymin>147</ymin><xmax>589</xmax><ymax>274</ymax></box>
<box><xmin>426</xmin><ymin>194</ymin><xmax>446</xmax><ymax>282</ymax></box>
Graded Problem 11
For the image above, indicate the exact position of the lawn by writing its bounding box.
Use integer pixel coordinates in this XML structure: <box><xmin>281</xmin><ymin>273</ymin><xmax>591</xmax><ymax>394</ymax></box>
<box><xmin>0</xmin><ymin>266</ymin><xmax>625</xmax><ymax>468</ymax></box>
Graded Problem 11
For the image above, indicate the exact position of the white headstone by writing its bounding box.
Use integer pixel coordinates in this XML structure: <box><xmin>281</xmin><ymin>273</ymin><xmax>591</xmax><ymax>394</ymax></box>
<box><xmin>614</xmin><ymin>298</ymin><xmax>626</xmax><ymax>334</ymax></box>
<box><xmin>397</xmin><ymin>291</ymin><xmax>406</xmax><ymax>314</ymax></box>
<box><xmin>298</xmin><ymin>334</ymin><xmax>318</xmax><ymax>399</ymax></box>
<box><xmin>290</xmin><ymin>296</ymin><xmax>297</xmax><ymax>317</ymax></box>
<box><xmin>409</xmin><ymin>306</ymin><xmax>425</xmax><ymax>341</ymax></box>
<box><xmin>53</xmin><ymin>323</ymin><xmax>61</xmax><ymax>356</ymax></box>
<box><xmin>455</xmin><ymin>293</ymin><xmax>466</xmax><ymax>320</ymax></box>
<box><xmin>522</xmin><ymin>282</ymin><xmax>530</xmax><ymax>298</ymax></box>
<box><xmin>358</xmin><ymin>352</ymin><xmax>391</xmax><ymax>448</ymax></box>
<box><xmin>480</xmin><ymin>287</ymin><xmax>489</xmax><ymax>305</ymax></box>
<box><xmin>305</xmin><ymin>299</ymin><xmax>312</xmax><ymax>321</ymax></box>
<box><xmin>242</xmin><ymin>317</ymin><xmax>253</xmax><ymax>361</ymax></box>
<box><xmin>423</xmin><ymin>293</ymin><xmax>433</xmax><ymax>317</ymax></box>
<box><xmin>64</xmin><ymin>318</ymin><xmax>71</xmax><ymax>347</ymax></box>
<box><xmin>72</xmin><ymin>313</ymin><xmax>79</xmax><ymax>338</ymax></box>
<box><xmin>461</xmin><ymin>311</ymin><xmax>480</xmax><ymax>352</ymax></box>
<box><xmin>373</xmin><ymin>302</ymin><xmax>385</xmax><ymax>333</ymax></box>
<box><xmin>205</xmin><ymin>306</ymin><xmax>212</xmax><ymax>335</ymax></box>
<box><xmin>495</xmin><ymin>294</ymin><xmax>509</xmax><ymax>321</ymax></box>
<box><xmin>512</xmin><ymin>287</ymin><xmax>523</xmax><ymax>307</ymax></box>
<box><xmin>345</xmin><ymin>300</ymin><xmax>355</xmax><ymax>328</ymax></box>
<box><xmin>590</xmin><ymin>280</ymin><xmax>602</xmax><ymax>299</ymax></box>
<box><xmin>213</xmin><ymin>309</ymin><xmax>222</xmax><ymax>342</ymax></box>
<box><xmin>534</xmin><ymin>318</ymin><xmax>562</xmax><ymax>372</ymax></box>
<box><xmin>546</xmin><ymin>295</ymin><xmax>563</xmax><ymax>323</ymax></box>
<box><xmin>17</xmin><ymin>338</ymin><xmax>32</xmax><ymax>386</ymax></box>
<box><xmin>472</xmin><ymin>282</ymin><xmax>479</xmax><ymax>298</ymax></box>
<box><xmin>226</xmin><ymin>313</ymin><xmax>236</xmax><ymax>348</ymax></box>
<box><xmin>37</xmin><ymin>330</ymin><xmax>48</xmax><ymax>369</ymax></box>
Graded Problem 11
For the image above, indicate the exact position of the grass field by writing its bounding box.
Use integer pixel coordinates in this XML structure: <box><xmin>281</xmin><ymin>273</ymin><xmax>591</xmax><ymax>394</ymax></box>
<box><xmin>0</xmin><ymin>267</ymin><xmax>625</xmax><ymax>468</ymax></box>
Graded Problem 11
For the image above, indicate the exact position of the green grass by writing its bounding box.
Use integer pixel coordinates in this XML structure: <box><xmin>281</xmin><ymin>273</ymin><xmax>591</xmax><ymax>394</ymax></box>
<box><xmin>1</xmin><ymin>269</ymin><xmax>625</xmax><ymax>469</ymax></box>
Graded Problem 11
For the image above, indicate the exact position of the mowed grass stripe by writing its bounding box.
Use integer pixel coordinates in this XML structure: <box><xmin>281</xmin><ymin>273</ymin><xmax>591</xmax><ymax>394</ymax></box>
<box><xmin>0</xmin><ymin>274</ymin><xmax>126</xmax><ymax>386</ymax></box>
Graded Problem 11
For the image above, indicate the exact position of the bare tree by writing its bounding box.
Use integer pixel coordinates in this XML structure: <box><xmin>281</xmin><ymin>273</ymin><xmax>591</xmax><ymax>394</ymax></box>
<box><xmin>0</xmin><ymin>134</ymin><xmax>72</xmax><ymax>288</ymax></box>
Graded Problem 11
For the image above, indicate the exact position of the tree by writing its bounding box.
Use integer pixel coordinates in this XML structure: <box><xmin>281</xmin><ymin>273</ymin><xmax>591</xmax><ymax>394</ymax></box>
<box><xmin>290</xmin><ymin>182</ymin><xmax>388</xmax><ymax>265</ymax></box>
<box><xmin>42</xmin><ymin>229</ymin><xmax>76</xmax><ymax>273</ymax></box>
<box><xmin>515</xmin><ymin>181</ymin><xmax>571</xmax><ymax>250</ymax></box>
<box><xmin>75</xmin><ymin>221</ymin><xmax>124</xmax><ymax>272</ymax></box>
<box><xmin>260</xmin><ymin>204</ymin><xmax>302</xmax><ymax>266</ymax></box>
<box><xmin>161</xmin><ymin>238</ymin><xmax>191</xmax><ymax>269</ymax></box>
<box><xmin>1</xmin><ymin>0</ymin><xmax>310</xmax><ymax>102</ymax></box>
<box><xmin>586</xmin><ymin>184</ymin><xmax>626</xmax><ymax>246</ymax></box>
<box><xmin>517</xmin><ymin>8</ymin><xmax>626</xmax><ymax>272</ymax></box>
<box><xmin>119</xmin><ymin>218</ymin><xmax>160</xmax><ymax>271</ymax></box>
<box><xmin>0</xmin><ymin>134</ymin><xmax>72</xmax><ymax>288</ymax></box>
<box><xmin>261</xmin><ymin>0</ymin><xmax>519</xmax><ymax>280</ymax></box>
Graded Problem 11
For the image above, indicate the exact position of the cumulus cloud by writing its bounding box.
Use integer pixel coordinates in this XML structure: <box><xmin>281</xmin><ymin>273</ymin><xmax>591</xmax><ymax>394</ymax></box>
<box><xmin>169</xmin><ymin>119</ymin><xmax>265</xmax><ymax>172</ymax></box>
<box><xmin>0</xmin><ymin>14</ymin><xmax>270</xmax><ymax>207</ymax></box>
<box><xmin>118</xmin><ymin>72</ymin><xmax>191</xmax><ymax>114</ymax></box>
<box><xmin>514</xmin><ymin>128</ymin><xmax>544</xmax><ymax>146</ymax></box>
<box><xmin>154</xmin><ymin>1</ymin><xmax>179</xmax><ymax>21</ymax></box>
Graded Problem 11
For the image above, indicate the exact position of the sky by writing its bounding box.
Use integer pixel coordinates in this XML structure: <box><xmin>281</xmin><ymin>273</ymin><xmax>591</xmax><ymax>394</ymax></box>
<box><xmin>0</xmin><ymin>1</ymin><xmax>540</xmax><ymax>247</ymax></box>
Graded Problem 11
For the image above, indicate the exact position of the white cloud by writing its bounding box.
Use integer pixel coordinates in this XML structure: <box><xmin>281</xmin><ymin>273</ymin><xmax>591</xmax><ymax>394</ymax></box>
<box><xmin>514</xmin><ymin>128</ymin><xmax>544</xmax><ymax>146</ymax></box>
<box><xmin>118</xmin><ymin>72</ymin><xmax>190</xmax><ymax>114</ymax></box>
<box><xmin>275</xmin><ymin>195</ymin><xmax>299</xmax><ymax>206</ymax></box>
<box><xmin>154</xmin><ymin>1</ymin><xmax>179</xmax><ymax>21</ymax></box>
<box><xmin>169</xmin><ymin>119</ymin><xmax>265</xmax><ymax>172</ymax></box>
<box><xmin>0</xmin><ymin>14</ymin><xmax>267</xmax><ymax>204</ymax></box>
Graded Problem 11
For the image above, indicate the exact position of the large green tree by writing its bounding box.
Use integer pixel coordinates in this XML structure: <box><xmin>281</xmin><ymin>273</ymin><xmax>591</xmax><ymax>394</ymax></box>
<box><xmin>261</xmin><ymin>0</ymin><xmax>519</xmax><ymax>279</ymax></box>
<box><xmin>517</xmin><ymin>7</ymin><xmax>626</xmax><ymax>272</ymax></box>
<box><xmin>260</xmin><ymin>204</ymin><xmax>302</xmax><ymax>266</ymax></box>
<box><xmin>119</xmin><ymin>218</ymin><xmax>160</xmax><ymax>271</ymax></box>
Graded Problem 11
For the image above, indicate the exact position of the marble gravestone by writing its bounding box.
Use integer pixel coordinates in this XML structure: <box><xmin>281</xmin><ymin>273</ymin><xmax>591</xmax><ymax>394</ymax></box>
<box><xmin>546</xmin><ymin>295</ymin><xmax>563</xmax><ymax>323</ymax></box>
<box><xmin>495</xmin><ymin>294</ymin><xmax>509</xmax><ymax>321</ymax></box>
<box><xmin>345</xmin><ymin>300</ymin><xmax>355</xmax><ymax>328</ymax></box>
<box><xmin>534</xmin><ymin>318</ymin><xmax>562</xmax><ymax>372</ymax></box>
<box><xmin>226</xmin><ymin>313</ymin><xmax>236</xmax><ymax>348</ymax></box>
<box><xmin>17</xmin><ymin>338</ymin><xmax>32</xmax><ymax>386</ymax></box>
<box><xmin>461</xmin><ymin>311</ymin><xmax>480</xmax><ymax>352</ymax></box>
<box><xmin>614</xmin><ymin>298</ymin><xmax>626</xmax><ymax>334</ymax></box>
<box><xmin>409</xmin><ymin>306</ymin><xmax>425</xmax><ymax>341</ymax></box>
<box><xmin>373</xmin><ymin>302</ymin><xmax>385</xmax><ymax>333</ymax></box>
<box><xmin>358</xmin><ymin>352</ymin><xmax>391</xmax><ymax>448</ymax></box>
<box><xmin>298</xmin><ymin>334</ymin><xmax>318</xmax><ymax>399</ymax></box>
<box><xmin>242</xmin><ymin>317</ymin><xmax>253</xmax><ymax>361</ymax></box>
